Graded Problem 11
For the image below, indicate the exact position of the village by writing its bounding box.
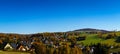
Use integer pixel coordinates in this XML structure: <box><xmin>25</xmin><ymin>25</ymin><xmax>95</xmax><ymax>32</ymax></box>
<box><xmin>0</xmin><ymin>28</ymin><xmax>120</xmax><ymax>54</ymax></box>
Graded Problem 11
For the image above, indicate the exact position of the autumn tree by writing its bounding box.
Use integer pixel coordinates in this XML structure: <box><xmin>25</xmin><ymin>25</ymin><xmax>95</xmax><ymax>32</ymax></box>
<box><xmin>32</xmin><ymin>42</ymin><xmax>46</xmax><ymax>54</ymax></box>
<box><xmin>98</xmin><ymin>32</ymin><xmax>103</xmax><ymax>38</ymax></box>
<box><xmin>46</xmin><ymin>47</ymin><xmax>54</xmax><ymax>54</ymax></box>
<box><xmin>70</xmin><ymin>46</ymin><xmax>83</xmax><ymax>54</ymax></box>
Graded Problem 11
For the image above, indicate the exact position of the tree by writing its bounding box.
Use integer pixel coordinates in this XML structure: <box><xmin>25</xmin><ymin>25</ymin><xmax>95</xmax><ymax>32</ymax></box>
<box><xmin>0</xmin><ymin>40</ymin><xmax>3</xmax><ymax>50</ymax></box>
<box><xmin>32</xmin><ymin>42</ymin><xmax>46</xmax><ymax>54</ymax></box>
<box><xmin>98</xmin><ymin>32</ymin><xmax>103</xmax><ymax>38</ymax></box>
<box><xmin>115</xmin><ymin>36</ymin><xmax>120</xmax><ymax>43</ymax></box>
<box><xmin>70</xmin><ymin>46</ymin><xmax>82</xmax><ymax>54</ymax></box>
<box><xmin>46</xmin><ymin>47</ymin><xmax>54</xmax><ymax>54</ymax></box>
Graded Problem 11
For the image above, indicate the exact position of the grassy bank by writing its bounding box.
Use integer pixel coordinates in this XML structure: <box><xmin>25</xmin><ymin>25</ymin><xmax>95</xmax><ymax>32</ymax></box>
<box><xmin>0</xmin><ymin>51</ymin><xmax>30</xmax><ymax>54</ymax></box>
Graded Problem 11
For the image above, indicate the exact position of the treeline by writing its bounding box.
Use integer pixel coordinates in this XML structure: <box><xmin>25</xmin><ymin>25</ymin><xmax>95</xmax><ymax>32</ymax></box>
<box><xmin>32</xmin><ymin>42</ymin><xmax>83</xmax><ymax>54</ymax></box>
<box><xmin>0</xmin><ymin>33</ymin><xmax>29</xmax><ymax>43</ymax></box>
<box><xmin>98</xmin><ymin>32</ymin><xmax>120</xmax><ymax>39</ymax></box>
<box><xmin>32</xmin><ymin>42</ymin><xmax>115</xmax><ymax>54</ymax></box>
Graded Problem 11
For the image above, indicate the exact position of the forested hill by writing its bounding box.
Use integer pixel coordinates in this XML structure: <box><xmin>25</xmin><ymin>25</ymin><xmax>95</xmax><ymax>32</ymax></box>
<box><xmin>68</xmin><ymin>28</ymin><xmax>111</xmax><ymax>33</ymax></box>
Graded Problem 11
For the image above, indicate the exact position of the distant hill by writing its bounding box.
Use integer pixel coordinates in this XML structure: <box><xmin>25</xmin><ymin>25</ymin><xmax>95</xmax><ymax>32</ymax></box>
<box><xmin>68</xmin><ymin>28</ymin><xmax>110</xmax><ymax>33</ymax></box>
<box><xmin>0</xmin><ymin>28</ymin><xmax>112</xmax><ymax>35</ymax></box>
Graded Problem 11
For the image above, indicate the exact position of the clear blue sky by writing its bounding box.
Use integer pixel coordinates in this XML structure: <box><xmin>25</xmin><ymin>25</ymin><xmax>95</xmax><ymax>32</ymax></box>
<box><xmin>0</xmin><ymin>0</ymin><xmax>120</xmax><ymax>34</ymax></box>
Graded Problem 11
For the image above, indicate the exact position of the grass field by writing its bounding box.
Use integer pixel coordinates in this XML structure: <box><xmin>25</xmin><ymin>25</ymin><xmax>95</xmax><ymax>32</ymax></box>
<box><xmin>77</xmin><ymin>34</ymin><xmax>103</xmax><ymax>46</ymax></box>
<box><xmin>0</xmin><ymin>51</ymin><xmax>30</xmax><ymax>54</ymax></box>
<box><xmin>77</xmin><ymin>34</ymin><xmax>120</xmax><ymax>46</ymax></box>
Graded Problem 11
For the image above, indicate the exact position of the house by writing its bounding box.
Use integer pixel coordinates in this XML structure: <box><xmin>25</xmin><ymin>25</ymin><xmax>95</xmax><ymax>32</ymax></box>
<box><xmin>25</xmin><ymin>46</ymin><xmax>30</xmax><ymax>51</ymax></box>
<box><xmin>10</xmin><ymin>43</ymin><xmax>18</xmax><ymax>49</ymax></box>
<box><xmin>17</xmin><ymin>45</ymin><xmax>27</xmax><ymax>51</ymax></box>
<box><xmin>4</xmin><ymin>43</ymin><xmax>13</xmax><ymax>51</ymax></box>
<box><xmin>4</xmin><ymin>43</ymin><xmax>13</xmax><ymax>50</ymax></box>
<box><xmin>29</xmin><ymin>44</ymin><xmax>35</xmax><ymax>52</ymax></box>
<box><xmin>4</xmin><ymin>43</ymin><xmax>17</xmax><ymax>51</ymax></box>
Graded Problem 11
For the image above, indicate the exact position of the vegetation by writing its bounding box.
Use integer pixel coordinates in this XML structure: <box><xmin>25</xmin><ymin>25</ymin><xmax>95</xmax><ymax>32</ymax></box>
<box><xmin>0</xmin><ymin>29</ymin><xmax>120</xmax><ymax>54</ymax></box>
<box><xmin>0</xmin><ymin>50</ymin><xmax>30</xmax><ymax>54</ymax></box>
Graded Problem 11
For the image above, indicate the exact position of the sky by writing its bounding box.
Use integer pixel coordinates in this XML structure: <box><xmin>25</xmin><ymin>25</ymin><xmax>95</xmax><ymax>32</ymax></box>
<box><xmin>0</xmin><ymin>0</ymin><xmax>120</xmax><ymax>34</ymax></box>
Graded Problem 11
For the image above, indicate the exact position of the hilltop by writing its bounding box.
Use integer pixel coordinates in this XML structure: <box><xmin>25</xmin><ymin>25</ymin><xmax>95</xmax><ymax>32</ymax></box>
<box><xmin>68</xmin><ymin>28</ymin><xmax>111</xmax><ymax>33</ymax></box>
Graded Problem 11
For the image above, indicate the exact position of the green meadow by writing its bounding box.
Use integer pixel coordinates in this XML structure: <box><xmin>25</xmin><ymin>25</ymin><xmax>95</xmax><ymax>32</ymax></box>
<box><xmin>77</xmin><ymin>34</ymin><xmax>120</xmax><ymax>46</ymax></box>
<box><xmin>0</xmin><ymin>51</ymin><xmax>30</xmax><ymax>54</ymax></box>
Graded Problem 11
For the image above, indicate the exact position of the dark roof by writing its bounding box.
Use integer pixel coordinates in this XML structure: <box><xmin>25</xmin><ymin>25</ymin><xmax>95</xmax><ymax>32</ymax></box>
<box><xmin>10</xmin><ymin>43</ymin><xmax>17</xmax><ymax>49</ymax></box>
<box><xmin>2</xmin><ymin>42</ymin><xmax>7</xmax><ymax>47</ymax></box>
<box><xmin>3</xmin><ymin>43</ymin><xmax>17</xmax><ymax>49</ymax></box>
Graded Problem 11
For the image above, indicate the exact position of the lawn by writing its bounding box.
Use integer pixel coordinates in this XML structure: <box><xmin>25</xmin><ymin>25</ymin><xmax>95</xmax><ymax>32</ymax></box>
<box><xmin>77</xmin><ymin>34</ymin><xmax>120</xmax><ymax>46</ymax></box>
<box><xmin>77</xmin><ymin>34</ymin><xmax>103</xmax><ymax>46</ymax></box>
<box><xmin>0</xmin><ymin>51</ymin><xmax>30</xmax><ymax>54</ymax></box>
